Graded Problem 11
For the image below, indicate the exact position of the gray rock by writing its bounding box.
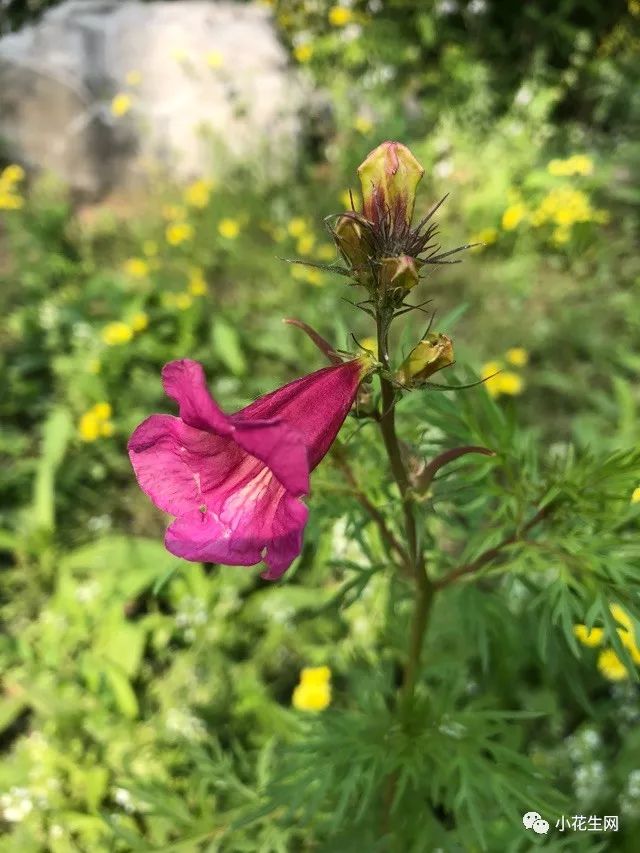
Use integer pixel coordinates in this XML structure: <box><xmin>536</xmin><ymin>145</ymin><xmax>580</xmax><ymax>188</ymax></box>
<box><xmin>0</xmin><ymin>0</ymin><xmax>308</xmax><ymax>198</ymax></box>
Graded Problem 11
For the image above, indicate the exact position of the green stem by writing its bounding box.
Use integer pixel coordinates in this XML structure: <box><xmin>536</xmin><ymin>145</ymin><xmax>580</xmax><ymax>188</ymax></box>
<box><xmin>376</xmin><ymin>310</ymin><xmax>436</xmax><ymax>835</ymax></box>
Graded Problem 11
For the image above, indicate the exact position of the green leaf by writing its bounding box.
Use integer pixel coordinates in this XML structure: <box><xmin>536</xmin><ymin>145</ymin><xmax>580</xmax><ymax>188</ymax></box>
<box><xmin>212</xmin><ymin>319</ymin><xmax>247</xmax><ymax>376</ymax></box>
<box><xmin>32</xmin><ymin>406</ymin><xmax>72</xmax><ymax>532</ymax></box>
<box><xmin>103</xmin><ymin>662</ymin><xmax>139</xmax><ymax>719</ymax></box>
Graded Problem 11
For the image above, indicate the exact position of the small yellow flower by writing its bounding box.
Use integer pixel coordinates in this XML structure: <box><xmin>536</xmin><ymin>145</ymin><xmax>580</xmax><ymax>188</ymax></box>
<box><xmin>0</xmin><ymin>192</ymin><xmax>23</xmax><ymax>210</ymax></box>
<box><xmin>165</xmin><ymin>222</ymin><xmax>194</xmax><ymax>246</ymax></box>
<box><xmin>102</xmin><ymin>321</ymin><xmax>134</xmax><ymax>346</ymax></box>
<box><xmin>111</xmin><ymin>93</ymin><xmax>132</xmax><ymax>117</ymax></box>
<box><xmin>287</xmin><ymin>217</ymin><xmax>308</xmax><ymax>238</ymax></box>
<box><xmin>597</xmin><ymin>648</ymin><xmax>629</xmax><ymax>681</ymax></box>
<box><xmin>631</xmin><ymin>487</ymin><xmax>640</xmax><ymax>504</ymax></box>
<box><xmin>171</xmin><ymin>47</ymin><xmax>187</xmax><ymax>62</ymax></box>
<box><xmin>205</xmin><ymin>50</ymin><xmax>224</xmax><ymax>68</ymax></box>
<box><xmin>93</xmin><ymin>402</ymin><xmax>112</xmax><ymax>421</ymax></box>
<box><xmin>1</xmin><ymin>164</ymin><xmax>25</xmax><ymax>184</ymax></box>
<box><xmin>294</xmin><ymin>43</ymin><xmax>313</xmax><ymax>63</ymax></box>
<box><xmin>175</xmin><ymin>293</ymin><xmax>193</xmax><ymax>310</ymax></box>
<box><xmin>505</xmin><ymin>347</ymin><xmax>528</xmax><ymax>367</ymax></box>
<box><xmin>501</xmin><ymin>203</ymin><xmax>526</xmax><ymax>231</ymax></box>
<box><xmin>125</xmin><ymin>69</ymin><xmax>142</xmax><ymax>86</ymax></box>
<box><xmin>296</xmin><ymin>234</ymin><xmax>316</xmax><ymax>255</ymax></box>
<box><xmin>78</xmin><ymin>403</ymin><xmax>114</xmax><ymax>442</ymax></box>
<box><xmin>184</xmin><ymin>179</ymin><xmax>212</xmax><ymax>209</ymax></box>
<box><xmin>78</xmin><ymin>411</ymin><xmax>100</xmax><ymax>442</ymax></box>
<box><xmin>354</xmin><ymin>115</ymin><xmax>374</xmax><ymax>134</ymax></box>
<box><xmin>328</xmin><ymin>6</ymin><xmax>353</xmax><ymax>26</ymax></box>
<box><xmin>143</xmin><ymin>240</ymin><xmax>158</xmax><ymax>257</ymax></box>
<box><xmin>480</xmin><ymin>361</ymin><xmax>502</xmax><ymax>398</ymax></box>
<box><xmin>188</xmin><ymin>267</ymin><xmax>207</xmax><ymax>295</ymax></box>
<box><xmin>292</xmin><ymin>666</ymin><xmax>332</xmax><ymax>712</ymax></box>
<box><xmin>123</xmin><ymin>258</ymin><xmax>149</xmax><ymax>279</ymax></box>
<box><xmin>574</xmin><ymin>625</ymin><xmax>604</xmax><ymax>648</ymax></box>
<box><xmin>218</xmin><ymin>218</ymin><xmax>240</xmax><ymax>239</ymax></box>
<box><xmin>498</xmin><ymin>371</ymin><xmax>524</xmax><ymax>396</ymax></box>
<box><xmin>131</xmin><ymin>312</ymin><xmax>149</xmax><ymax>332</ymax></box>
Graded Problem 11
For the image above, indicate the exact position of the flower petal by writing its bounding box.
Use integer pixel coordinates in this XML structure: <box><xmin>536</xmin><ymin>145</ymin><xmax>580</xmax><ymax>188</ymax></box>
<box><xmin>165</xmin><ymin>490</ymin><xmax>308</xmax><ymax>575</ymax></box>
<box><xmin>162</xmin><ymin>359</ymin><xmax>232</xmax><ymax>434</ymax></box>
<box><xmin>128</xmin><ymin>414</ymin><xmax>243</xmax><ymax>517</ymax></box>
<box><xmin>235</xmin><ymin>359</ymin><xmax>366</xmax><ymax>469</ymax></box>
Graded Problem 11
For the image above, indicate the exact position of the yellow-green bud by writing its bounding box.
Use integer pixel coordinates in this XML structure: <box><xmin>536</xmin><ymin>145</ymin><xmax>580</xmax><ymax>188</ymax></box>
<box><xmin>332</xmin><ymin>215</ymin><xmax>371</xmax><ymax>277</ymax></box>
<box><xmin>357</xmin><ymin>141</ymin><xmax>424</xmax><ymax>228</ymax></box>
<box><xmin>396</xmin><ymin>333</ymin><xmax>454</xmax><ymax>387</ymax></box>
<box><xmin>379</xmin><ymin>255</ymin><xmax>420</xmax><ymax>292</ymax></box>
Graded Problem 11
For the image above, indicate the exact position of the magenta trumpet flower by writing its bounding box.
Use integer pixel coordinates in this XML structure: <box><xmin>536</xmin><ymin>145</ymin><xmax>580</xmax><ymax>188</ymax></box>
<box><xmin>128</xmin><ymin>357</ymin><xmax>367</xmax><ymax>580</ymax></box>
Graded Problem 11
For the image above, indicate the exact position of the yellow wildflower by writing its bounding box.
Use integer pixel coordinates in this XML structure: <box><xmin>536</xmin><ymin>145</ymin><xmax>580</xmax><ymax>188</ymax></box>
<box><xmin>218</xmin><ymin>218</ymin><xmax>240</xmax><ymax>239</ymax></box>
<box><xmin>597</xmin><ymin>648</ymin><xmax>628</xmax><ymax>681</ymax></box>
<box><xmin>480</xmin><ymin>361</ymin><xmax>503</xmax><ymax>398</ymax></box>
<box><xmin>0</xmin><ymin>192</ymin><xmax>23</xmax><ymax>210</ymax></box>
<box><xmin>143</xmin><ymin>240</ymin><xmax>158</xmax><ymax>257</ymax></box>
<box><xmin>78</xmin><ymin>411</ymin><xmax>101</xmax><ymax>442</ymax></box>
<box><xmin>131</xmin><ymin>312</ymin><xmax>148</xmax><ymax>332</ymax></box>
<box><xmin>505</xmin><ymin>347</ymin><xmax>528</xmax><ymax>367</ymax></box>
<box><xmin>470</xmin><ymin>227</ymin><xmax>498</xmax><ymax>250</ymax></box>
<box><xmin>93</xmin><ymin>402</ymin><xmax>112</xmax><ymax>421</ymax></box>
<box><xmin>123</xmin><ymin>258</ymin><xmax>149</xmax><ymax>279</ymax></box>
<box><xmin>501</xmin><ymin>203</ymin><xmax>526</xmax><ymax>231</ymax></box>
<box><xmin>188</xmin><ymin>267</ymin><xmax>207</xmax><ymax>295</ymax></box>
<box><xmin>547</xmin><ymin>155</ymin><xmax>593</xmax><ymax>177</ymax></box>
<box><xmin>287</xmin><ymin>217</ymin><xmax>308</xmax><ymax>238</ymax></box>
<box><xmin>354</xmin><ymin>115</ymin><xmax>374</xmax><ymax>134</ymax></box>
<box><xmin>171</xmin><ymin>47</ymin><xmax>187</xmax><ymax>62</ymax></box>
<box><xmin>184</xmin><ymin>179</ymin><xmax>212</xmax><ymax>209</ymax></box>
<box><xmin>111</xmin><ymin>93</ymin><xmax>132</xmax><ymax>117</ymax></box>
<box><xmin>498</xmin><ymin>372</ymin><xmax>524</xmax><ymax>396</ymax></box>
<box><xmin>78</xmin><ymin>403</ymin><xmax>114</xmax><ymax>442</ymax></box>
<box><xmin>125</xmin><ymin>69</ymin><xmax>142</xmax><ymax>86</ymax></box>
<box><xmin>297</xmin><ymin>234</ymin><xmax>316</xmax><ymax>255</ymax></box>
<box><xmin>292</xmin><ymin>666</ymin><xmax>332</xmax><ymax>712</ymax></box>
<box><xmin>205</xmin><ymin>50</ymin><xmax>224</xmax><ymax>68</ymax></box>
<box><xmin>574</xmin><ymin>625</ymin><xmax>604</xmax><ymax>648</ymax></box>
<box><xmin>631</xmin><ymin>487</ymin><xmax>640</xmax><ymax>504</ymax></box>
<box><xmin>610</xmin><ymin>605</ymin><xmax>640</xmax><ymax>663</ymax></box>
<box><xmin>1</xmin><ymin>164</ymin><xmax>25</xmax><ymax>184</ymax></box>
<box><xmin>165</xmin><ymin>222</ymin><xmax>194</xmax><ymax>246</ymax></box>
<box><xmin>328</xmin><ymin>6</ymin><xmax>353</xmax><ymax>26</ymax></box>
<box><xmin>102</xmin><ymin>321</ymin><xmax>134</xmax><ymax>346</ymax></box>
<box><xmin>294</xmin><ymin>43</ymin><xmax>313</xmax><ymax>63</ymax></box>
<box><xmin>175</xmin><ymin>293</ymin><xmax>193</xmax><ymax>310</ymax></box>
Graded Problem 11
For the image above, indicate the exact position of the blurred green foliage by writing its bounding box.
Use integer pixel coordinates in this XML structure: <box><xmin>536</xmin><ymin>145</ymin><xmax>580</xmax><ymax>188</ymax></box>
<box><xmin>1</xmin><ymin>1</ymin><xmax>640</xmax><ymax>850</ymax></box>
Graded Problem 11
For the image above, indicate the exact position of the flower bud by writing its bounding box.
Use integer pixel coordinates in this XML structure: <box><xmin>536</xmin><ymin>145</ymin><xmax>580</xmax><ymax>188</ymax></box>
<box><xmin>396</xmin><ymin>333</ymin><xmax>454</xmax><ymax>387</ymax></box>
<box><xmin>332</xmin><ymin>215</ymin><xmax>371</xmax><ymax>277</ymax></box>
<box><xmin>379</xmin><ymin>255</ymin><xmax>420</xmax><ymax>292</ymax></box>
<box><xmin>357</xmin><ymin>141</ymin><xmax>424</xmax><ymax>228</ymax></box>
